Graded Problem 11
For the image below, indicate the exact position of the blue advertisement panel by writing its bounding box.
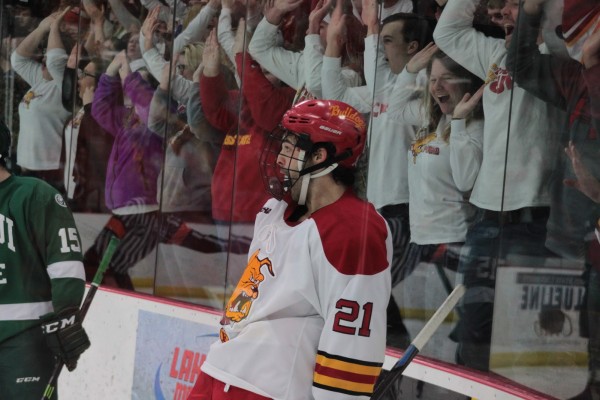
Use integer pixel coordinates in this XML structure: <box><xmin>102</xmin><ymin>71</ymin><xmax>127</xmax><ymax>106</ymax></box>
<box><xmin>132</xmin><ymin>310</ymin><xmax>219</xmax><ymax>399</ymax></box>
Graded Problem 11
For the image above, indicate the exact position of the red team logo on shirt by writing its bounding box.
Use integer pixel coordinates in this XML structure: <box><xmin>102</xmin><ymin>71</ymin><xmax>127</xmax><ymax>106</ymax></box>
<box><xmin>222</xmin><ymin>250</ymin><xmax>274</xmax><ymax>331</ymax></box>
<box><xmin>486</xmin><ymin>64</ymin><xmax>513</xmax><ymax>94</ymax></box>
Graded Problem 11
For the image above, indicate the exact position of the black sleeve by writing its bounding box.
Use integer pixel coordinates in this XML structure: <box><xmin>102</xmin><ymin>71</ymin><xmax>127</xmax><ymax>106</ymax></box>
<box><xmin>506</xmin><ymin>5</ymin><xmax>568</xmax><ymax>110</ymax></box>
<box><xmin>62</xmin><ymin>67</ymin><xmax>78</xmax><ymax>111</ymax></box>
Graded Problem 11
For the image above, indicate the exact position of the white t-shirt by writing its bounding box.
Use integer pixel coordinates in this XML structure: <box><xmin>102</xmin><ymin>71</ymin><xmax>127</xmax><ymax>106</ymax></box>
<box><xmin>434</xmin><ymin>0</ymin><xmax>561</xmax><ymax>211</ymax></box>
<box><xmin>249</xmin><ymin>18</ymin><xmax>362</xmax><ymax>99</ymax></box>
<box><xmin>387</xmin><ymin>68</ymin><xmax>483</xmax><ymax>243</ymax></box>
<box><xmin>11</xmin><ymin>49</ymin><xmax>71</xmax><ymax>170</ymax></box>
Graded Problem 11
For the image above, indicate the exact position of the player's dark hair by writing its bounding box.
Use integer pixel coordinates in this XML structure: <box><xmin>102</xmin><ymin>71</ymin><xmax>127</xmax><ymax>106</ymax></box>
<box><xmin>331</xmin><ymin>166</ymin><xmax>355</xmax><ymax>187</ymax></box>
<box><xmin>311</xmin><ymin>143</ymin><xmax>356</xmax><ymax>187</ymax></box>
<box><xmin>381</xmin><ymin>13</ymin><xmax>434</xmax><ymax>51</ymax></box>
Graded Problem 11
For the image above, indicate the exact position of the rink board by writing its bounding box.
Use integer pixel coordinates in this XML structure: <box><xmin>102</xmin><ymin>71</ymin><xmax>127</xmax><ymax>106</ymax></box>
<box><xmin>58</xmin><ymin>287</ymin><xmax>557</xmax><ymax>400</ymax></box>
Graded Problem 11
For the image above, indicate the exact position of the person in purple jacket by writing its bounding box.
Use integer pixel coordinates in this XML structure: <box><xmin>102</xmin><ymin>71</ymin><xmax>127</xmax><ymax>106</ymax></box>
<box><xmin>85</xmin><ymin>51</ymin><xmax>226</xmax><ymax>289</ymax></box>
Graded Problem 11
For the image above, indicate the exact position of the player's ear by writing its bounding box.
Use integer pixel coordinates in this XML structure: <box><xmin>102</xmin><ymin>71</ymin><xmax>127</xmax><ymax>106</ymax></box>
<box><xmin>407</xmin><ymin>40</ymin><xmax>420</xmax><ymax>56</ymax></box>
<box><xmin>312</xmin><ymin>147</ymin><xmax>327</xmax><ymax>162</ymax></box>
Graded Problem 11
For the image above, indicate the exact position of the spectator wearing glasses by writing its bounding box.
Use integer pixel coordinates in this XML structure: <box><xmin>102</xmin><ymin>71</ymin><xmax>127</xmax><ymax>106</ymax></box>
<box><xmin>60</xmin><ymin>37</ymin><xmax>114</xmax><ymax>212</ymax></box>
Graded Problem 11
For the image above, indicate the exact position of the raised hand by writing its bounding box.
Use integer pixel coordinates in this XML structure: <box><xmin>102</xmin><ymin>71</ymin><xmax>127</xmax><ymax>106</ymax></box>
<box><xmin>308</xmin><ymin>0</ymin><xmax>333</xmax><ymax>34</ymax></box>
<box><xmin>160</xmin><ymin>60</ymin><xmax>176</xmax><ymax>91</ymax></box>
<box><xmin>325</xmin><ymin>0</ymin><xmax>347</xmax><ymax>55</ymax></box>
<box><xmin>82</xmin><ymin>0</ymin><xmax>105</xmax><ymax>23</ymax></box>
<box><xmin>202</xmin><ymin>29</ymin><xmax>221</xmax><ymax>78</ymax></box>
<box><xmin>406</xmin><ymin>42</ymin><xmax>438</xmax><ymax>73</ymax></box>
<box><xmin>38</xmin><ymin>10</ymin><xmax>63</xmax><ymax>33</ymax></box>
<box><xmin>118</xmin><ymin>51</ymin><xmax>131</xmax><ymax>80</ymax></box>
<box><xmin>452</xmin><ymin>83</ymin><xmax>485</xmax><ymax>119</ymax></box>
<box><xmin>67</xmin><ymin>41</ymin><xmax>82</xmax><ymax>69</ymax></box>
<box><xmin>208</xmin><ymin>0</ymin><xmax>221</xmax><ymax>10</ymax></box>
<box><xmin>141</xmin><ymin>6</ymin><xmax>161</xmax><ymax>44</ymax></box>
<box><xmin>106</xmin><ymin>50</ymin><xmax>126</xmax><ymax>77</ymax></box>
<box><xmin>263</xmin><ymin>0</ymin><xmax>304</xmax><ymax>25</ymax></box>
<box><xmin>582</xmin><ymin>29</ymin><xmax>600</xmax><ymax>69</ymax></box>
<box><xmin>49</xmin><ymin>7</ymin><xmax>72</xmax><ymax>32</ymax></box>
<box><xmin>233</xmin><ymin>18</ymin><xmax>248</xmax><ymax>54</ymax></box>
<box><xmin>564</xmin><ymin>141</ymin><xmax>600</xmax><ymax>203</ymax></box>
<box><xmin>361</xmin><ymin>0</ymin><xmax>377</xmax><ymax>31</ymax></box>
<box><xmin>192</xmin><ymin>61</ymin><xmax>204</xmax><ymax>83</ymax></box>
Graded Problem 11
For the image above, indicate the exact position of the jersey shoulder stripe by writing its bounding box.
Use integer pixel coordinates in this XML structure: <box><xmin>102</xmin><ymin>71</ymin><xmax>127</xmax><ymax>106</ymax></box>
<box><xmin>313</xmin><ymin>350</ymin><xmax>383</xmax><ymax>396</ymax></box>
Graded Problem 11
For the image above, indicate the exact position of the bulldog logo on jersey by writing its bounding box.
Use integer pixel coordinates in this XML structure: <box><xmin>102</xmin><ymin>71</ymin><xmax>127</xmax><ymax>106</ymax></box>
<box><xmin>411</xmin><ymin>132</ymin><xmax>438</xmax><ymax>163</ymax></box>
<box><xmin>224</xmin><ymin>250</ymin><xmax>274</xmax><ymax>323</ymax></box>
<box><xmin>22</xmin><ymin>90</ymin><xmax>43</xmax><ymax>109</ymax></box>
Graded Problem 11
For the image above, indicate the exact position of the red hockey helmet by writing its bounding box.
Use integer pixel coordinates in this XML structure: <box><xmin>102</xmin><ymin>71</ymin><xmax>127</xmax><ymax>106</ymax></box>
<box><xmin>281</xmin><ymin>99</ymin><xmax>366</xmax><ymax>168</ymax></box>
<box><xmin>260</xmin><ymin>100</ymin><xmax>367</xmax><ymax>201</ymax></box>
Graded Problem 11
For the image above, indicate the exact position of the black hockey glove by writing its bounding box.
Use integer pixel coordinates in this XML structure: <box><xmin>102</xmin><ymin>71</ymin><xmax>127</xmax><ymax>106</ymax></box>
<box><xmin>41</xmin><ymin>307</ymin><xmax>91</xmax><ymax>371</ymax></box>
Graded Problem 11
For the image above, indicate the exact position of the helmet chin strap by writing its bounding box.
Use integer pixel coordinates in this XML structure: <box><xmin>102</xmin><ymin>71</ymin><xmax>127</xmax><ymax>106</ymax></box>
<box><xmin>297</xmin><ymin>163</ymin><xmax>338</xmax><ymax>206</ymax></box>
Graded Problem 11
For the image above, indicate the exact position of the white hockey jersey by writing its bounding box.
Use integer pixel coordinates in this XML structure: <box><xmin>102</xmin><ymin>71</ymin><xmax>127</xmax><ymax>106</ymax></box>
<box><xmin>201</xmin><ymin>191</ymin><xmax>392</xmax><ymax>399</ymax></box>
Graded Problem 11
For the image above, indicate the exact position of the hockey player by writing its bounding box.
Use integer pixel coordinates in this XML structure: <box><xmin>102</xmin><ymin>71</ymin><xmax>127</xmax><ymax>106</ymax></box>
<box><xmin>187</xmin><ymin>100</ymin><xmax>392</xmax><ymax>400</ymax></box>
<box><xmin>0</xmin><ymin>121</ymin><xmax>90</xmax><ymax>399</ymax></box>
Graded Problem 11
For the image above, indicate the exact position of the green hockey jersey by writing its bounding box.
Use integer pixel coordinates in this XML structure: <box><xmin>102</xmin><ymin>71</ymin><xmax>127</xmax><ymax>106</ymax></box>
<box><xmin>0</xmin><ymin>175</ymin><xmax>85</xmax><ymax>344</ymax></box>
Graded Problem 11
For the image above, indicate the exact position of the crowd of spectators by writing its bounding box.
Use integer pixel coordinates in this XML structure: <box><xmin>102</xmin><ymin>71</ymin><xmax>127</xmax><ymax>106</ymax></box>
<box><xmin>0</xmin><ymin>0</ymin><xmax>599</xmax><ymax>397</ymax></box>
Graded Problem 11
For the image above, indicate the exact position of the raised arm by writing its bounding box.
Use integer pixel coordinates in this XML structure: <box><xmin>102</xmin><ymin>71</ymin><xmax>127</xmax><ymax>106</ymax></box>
<box><xmin>11</xmin><ymin>12</ymin><xmax>56</xmax><ymax>85</ymax></box>
<box><xmin>200</xmin><ymin>29</ymin><xmax>239</xmax><ymax>132</ymax></box>
<box><xmin>147</xmin><ymin>63</ymin><xmax>174</xmax><ymax>136</ymax></box>
<box><xmin>91</xmin><ymin>51</ymin><xmax>128</xmax><ymax>135</ymax></box>
<box><xmin>46</xmin><ymin>7</ymin><xmax>70</xmax><ymax>53</ymax></box>
<box><xmin>82</xmin><ymin>0</ymin><xmax>107</xmax><ymax>58</ymax></box>
<box><xmin>108</xmin><ymin>0</ymin><xmax>141</xmax><ymax>32</ymax></box>
<box><xmin>433</xmin><ymin>0</ymin><xmax>502</xmax><ymax>80</ymax></box>
<box><xmin>238</xmin><ymin>53</ymin><xmax>295</xmax><ymax>131</ymax></box>
<box><xmin>564</xmin><ymin>141</ymin><xmax>600</xmax><ymax>204</ymax></box>
<box><xmin>506</xmin><ymin>0</ymin><xmax>576</xmax><ymax>110</ymax></box>
<box><xmin>449</xmin><ymin>86</ymin><xmax>484</xmax><ymax>191</ymax></box>
<box><xmin>322</xmin><ymin>0</ymin><xmax>371</xmax><ymax>112</ymax></box>
<box><xmin>361</xmin><ymin>0</ymin><xmax>409</xmax><ymax>94</ymax></box>
<box><xmin>173</xmin><ymin>0</ymin><xmax>220</xmax><ymax>54</ymax></box>
<box><xmin>302</xmin><ymin>0</ymin><xmax>333</xmax><ymax>97</ymax></box>
<box><xmin>218</xmin><ymin>0</ymin><xmax>237</xmax><ymax>65</ymax></box>
<box><xmin>248</xmin><ymin>0</ymin><xmax>305</xmax><ymax>90</ymax></box>
<box><xmin>141</xmin><ymin>6</ymin><xmax>168</xmax><ymax>79</ymax></box>
<box><xmin>46</xmin><ymin>7</ymin><xmax>71</xmax><ymax>84</ymax></box>
<box><xmin>386</xmin><ymin>43</ymin><xmax>437</xmax><ymax>126</ymax></box>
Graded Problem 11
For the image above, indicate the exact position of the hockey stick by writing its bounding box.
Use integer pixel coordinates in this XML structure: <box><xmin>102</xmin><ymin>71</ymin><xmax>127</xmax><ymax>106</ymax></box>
<box><xmin>371</xmin><ymin>284</ymin><xmax>466</xmax><ymax>400</ymax></box>
<box><xmin>41</xmin><ymin>235</ymin><xmax>120</xmax><ymax>400</ymax></box>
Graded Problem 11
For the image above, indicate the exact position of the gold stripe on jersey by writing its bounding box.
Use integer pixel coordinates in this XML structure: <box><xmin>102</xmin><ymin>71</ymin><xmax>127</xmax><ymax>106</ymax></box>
<box><xmin>313</xmin><ymin>374</ymin><xmax>375</xmax><ymax>395</ymax></box>
<box><xmin>315</xmin><ymin>353</ymin><xmax>381</xmax><ymax>375</ymax></box>
<box><xmin>313</xmin><ymin>351</ymin><xmax>382</xmax><ymax>396</ymax></box>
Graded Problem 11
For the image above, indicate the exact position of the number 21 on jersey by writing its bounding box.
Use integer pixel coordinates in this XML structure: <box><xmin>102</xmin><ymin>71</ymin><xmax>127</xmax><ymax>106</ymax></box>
<box><xmin>333</xmin><ymin>299</ymin><xmax>373</xmax><ymax>337</ymax></box>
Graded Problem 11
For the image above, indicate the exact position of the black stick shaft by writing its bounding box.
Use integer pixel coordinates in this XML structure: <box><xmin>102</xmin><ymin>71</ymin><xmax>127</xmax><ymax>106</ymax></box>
<box><xmin>371</xmin><ymin>284</ymin><xmax>466</xmax><ymax>400</ymax></box>
<box><xmin>41</xmin><ymin>236</ymin><xmax>119</xmax><ymax>400</ymax></box>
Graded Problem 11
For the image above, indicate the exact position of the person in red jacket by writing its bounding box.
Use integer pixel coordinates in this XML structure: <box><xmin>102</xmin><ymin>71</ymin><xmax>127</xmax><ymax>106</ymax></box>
<box><xmin>199</xmin><ymin>23</ymin><xmax>296</xmax><ymax>268</ymax></box>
